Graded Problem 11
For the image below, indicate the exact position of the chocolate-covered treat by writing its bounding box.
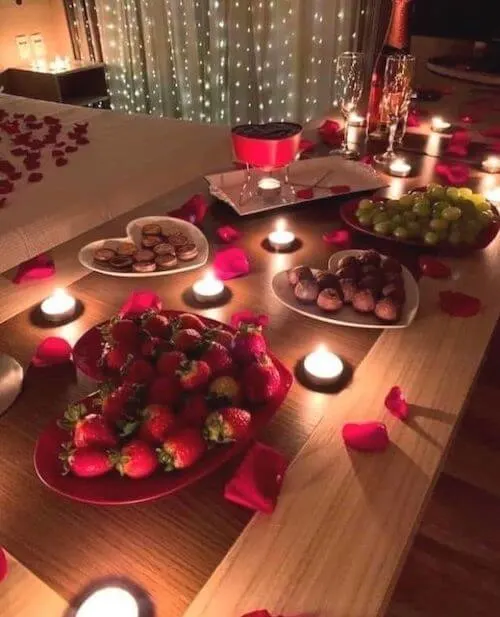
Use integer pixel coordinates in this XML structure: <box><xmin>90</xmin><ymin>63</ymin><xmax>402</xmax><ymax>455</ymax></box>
<box><xmin>382</xmin><ymin>257</ymin><xmax>402</xmax><ymax>274</ymax></box>
<box><xmin>142</xmin><ymin>235</ymin><xmax>162</xmax><ymax>248</ymax></box>
<box><xmin>288</xmin><ymin>265</ymin><xmax>314</xmax><ymax>287</ymax></box>
<box><xmin>134</xmin><ymin>249</ymin><xmax>155</xmax><ymax>263</ymax></box>
<box><xmin>352</xmin><ymin>289</ymin><xmax>376</xmax><ymax>313</ymax></box>
<box><xmin>335</xmin><ymin>265</ymin><xmax>359</xmax><ymax>281</ymax></box>
<box><xmin>142</xmin><ymin>223</ymin><xmax>162</xmax><ymax>236</ymax></box>
<box><xmin>315</xmin><ymin>271</ymin><xmax>341</xmax><ymax>293</ymax></box>
<box><xmin>294</xmin><ymin>279</ymin><xmax>319</xmax><ymax>304</ymax></box>
<box><xmin>384</xmin><ymin>271</ymin><xmax>404</xmax><ymax>286</ymax></box>
<box><xmin>337</xmin><ymin>255</ymin><xmax>359</xmax><ymax>270</ymax></box>
<box><xmin>177</xmin><ymin>242</ymin><xmax>199</xmax><ymax>261</ymax></box>
<box><xmin>374</xmin><ymin>297</ymin><xmax>401</xmax><ymax>323</ymax></box>
<box><xmin>133</xmin><ymin>261</ymin><xmax>157</xmax><ymax>273</ymax></box>
<box><xmin>317</xmin><ymin>288</ymin><xmax>344</xmax><ymax>312</ymax></box>
<box><xmin>109</xmin><ymin>256</ymin><xmax>133</xmax><ymax>270</ymax></box>
<box><xmin>339</xmin><ymin>278</ymin><xmax>357</xmax><ymax>304</ymax></box>
<box><xmin>93</xmin><ymin>248</ymin><xmax>116</xmax><ymax>263</ymax></box>
<box><xmin>116</xmin><ymin>242</ymin><xmax>137</xmax><ymax>257</ymax></box>
<box><xmin>358</xmin><ymin>274</ymin><xmax>383</xmax><ymax>296</ymax></box>
<box><xmin>360</xmin><ymin>264</ymin><xmax>379</xmax><ymax>277</ymax></box>
<box><xmin>155</xmin><ymin>254</ymin><xmax>177</xmax><ymax>269</ymax></box>
<box><xmin>358</xmin><ymin>250</ymin><xmax>381</xmax><ymax>267</ymax></box>
<box><xmin>153</xmin><ymin>242</ymin><xmax>175</xmax><ymax>256</ymax></box>
<box><xmin>382</xmin><ymin>282</ymin><xmax>406</xmax><ymax>304</ymax></box>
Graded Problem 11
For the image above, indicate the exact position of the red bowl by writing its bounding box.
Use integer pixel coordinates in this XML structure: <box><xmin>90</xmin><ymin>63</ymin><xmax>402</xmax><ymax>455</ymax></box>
<box><xmin>231</xmin><ymin>122</ymin><xmax>302</xmax><ymax>170</ymax></box>
<box><xmin>34</xmin><ymin>311</ymin><xmax>293</xmax><ymax>505</ymax></box>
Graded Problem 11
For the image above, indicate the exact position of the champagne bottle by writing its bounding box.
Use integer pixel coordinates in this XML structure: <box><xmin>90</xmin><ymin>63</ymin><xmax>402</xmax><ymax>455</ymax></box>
<box><xmin>367</xmin><ymin>0</ymin><xmax>413</xmax><ymax>133</ymax></box>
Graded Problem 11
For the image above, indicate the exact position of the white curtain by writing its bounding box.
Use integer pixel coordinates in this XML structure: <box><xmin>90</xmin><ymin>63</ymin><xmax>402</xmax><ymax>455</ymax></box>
<box><xmin>94</xmin><ymin>0</ymin><xmax>380</xmax><ymax>124</ymax></box>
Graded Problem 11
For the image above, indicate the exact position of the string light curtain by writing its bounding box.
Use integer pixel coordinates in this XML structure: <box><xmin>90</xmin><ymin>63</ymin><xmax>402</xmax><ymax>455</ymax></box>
<box><xmin>73</xmin><ymin>0</ymin><xmax>380</xmax><ymax>124</ymax></box>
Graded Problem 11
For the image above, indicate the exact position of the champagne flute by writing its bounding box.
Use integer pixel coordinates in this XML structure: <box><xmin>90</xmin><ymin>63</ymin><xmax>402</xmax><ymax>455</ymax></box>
<box><xmin>331</xmin><ymin>51</ymin><xmax>365</xmax><ymax>159</ymax></box>
<box><xmin>374</xmin><ymin>54</ymin><xmax>415</xmax><ymax>166</ymax></box>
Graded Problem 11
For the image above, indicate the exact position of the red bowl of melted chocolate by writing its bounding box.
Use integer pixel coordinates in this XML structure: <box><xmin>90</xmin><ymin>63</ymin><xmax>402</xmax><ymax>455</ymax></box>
<box><xmin>231</xmin><ymin>122</ymin><xmax>302</xmax><ymax>170</ymax></box>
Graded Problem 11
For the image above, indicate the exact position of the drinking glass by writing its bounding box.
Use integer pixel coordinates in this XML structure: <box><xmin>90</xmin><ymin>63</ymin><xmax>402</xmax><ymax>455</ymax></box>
<box><xmin>374</xmin><ymin>54</ymin><xmax>415</xmax><ymax>166</ymax></box>
<box><xmin>394</xmin><ymin>88</ymin><xmax>413</xmax><ymax>146</ymax></box>
<box><xmin>331</xmin><ymin>51</ymin><xmax>365</xmax><ymax>159</ymax></box>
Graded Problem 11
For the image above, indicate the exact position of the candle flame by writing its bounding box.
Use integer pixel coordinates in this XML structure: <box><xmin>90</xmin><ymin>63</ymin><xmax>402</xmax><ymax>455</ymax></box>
<box><xmin>275</xmin><ymin>218</ymin><xmax>286</xmax><ymax>232</ymax></box>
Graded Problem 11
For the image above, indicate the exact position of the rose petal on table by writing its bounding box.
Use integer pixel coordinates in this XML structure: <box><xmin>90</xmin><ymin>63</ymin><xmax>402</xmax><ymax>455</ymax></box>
<box><xmin>322</xmin><ymin>228</ymin><xmax>352</xmax><ymax>249</ymax></box>
<box><xmin>213</xmin><ymin>247</ymin><xmax>250</xmax><ymax>280</ymax></box>
<box><xmin>330</xmin><ymin>184</ymin><xmax>351</xmax><ymax>195</ymax></box>
<box><xmin>230</xmin><ymin>309</ymin><xmax>269</xmax><ymax>329</ymax></box>
<box><xmin>459</xmin><ymin>113</ymin><xmax>482</xmax><ymax>124</ymax></box>
<box><xmin>241</xmin><ymin>611</ymin><xmax>272</xmax><ymax>617</ymax></box>
<box><xmin>419</xmin><ymin>256</ymin><xmax>451</xmax><ymax>279</ymax></box>
<box><xmin>224</xmin><ymin>442</ymin><xmax>288</xmax><ymax>514</ymax></box>
<box><xmin>32</xmin><ymin>337</ymin><xmax>73</xmax><ymax>367</ymax></box>
<box><xmin>439</xmin><ymin>290</ymin><xmax>482</xmax><ymax>317</ymax></box>
<box><xmin>0</xmin><ymin>198</ymin><xmax>6</xmax><ymax>208</ymax></box>
<box><xmin>360</xmin><ymin>153</ymin><xmax>374</xmax><ymax>166</ymax></box>
<box><xmin>342</xmin><ymin>422</ymin><xmax>390</xmax><ymax>452</ymax></box>
<box><xmin>170</xmin><ymin>194</ymin><xmax>209</xmax><ymax>226</ymax></box>
<box><xmin>10</xmin><ymin>147</ymin><xmax>26</xmax><ymax>157</ymax></box>
<box><xmin>119</xmin><ymin>290</ymin><xmax>163</xmax><ymax>317</ymax></box>
<box><xmin>406</xmin><ymin>109</ymin><xmax>420</xmax><ymax>127</ymax></box>
<box><xmin>318</xmin><ymin>119</ymin><xmax>343</xmax><ymax>146</ymax></box>
<box><xmin>216</xmin><ymin>225</ymin><xmax>242</xmax><ymax>243</ymax></box>
<box><xmin>446</xmin><ymin>130</ymin><xmax>470</xmax><ymax>157</ymax></box>
<box><xmin>299</xmin><ymin>138</ymin><xmax>315</xmax><ymax>154</ymax></box>
<box><xmin>435</xmin><ymin>162</ymin><xmax>470</xmax><ymax>185</ymax></box>
<box><xmin>55</xmin><ymin>157</ymin><xmax>68</xmax><ymax>167</ymax></box>
<box><xmin>384</xmin><ymin>386</ymin><xmax>409</xmax><ymax>421</ymax></box>
<box><xmin>65</xmin><ymin>145</ymin><xmax>78</xmax><ymax>153</ymax></box>
<box><xmin>0</xmin><ymin>546</ymin><xmax>7</xmax><ymax>582</ymax></box>
<box><xmin>0</xmin><ymin>179</ymin><xmax>14</xmax><ymax>195</ymax></box>
<box><xmin>481</xmin><ymin>126</ymin><xmax>500</xmax><ymax>139</ymax></box>
<box><xmin>76</xmin><ymin>136</ymin><xmax>89</xmax><ymax>146</ymax></box>
<box><xmin>296</xmin><ymin>187</ymin><xmax>314</xmax><ymax>200</ymax></box>
<box><xmin>0</xmin><ymin>159</ymin><xmax>16</xmax><ymax>176</ymax></box>
<box><xmin>28</xmin><ymin>172</ymin><xmax>44</xmax><ymax>183</ymax></box>
<box><xmin>13</xmin><ymin>254</ymin><xmax>55</xmax><ymax>284</ymax></box>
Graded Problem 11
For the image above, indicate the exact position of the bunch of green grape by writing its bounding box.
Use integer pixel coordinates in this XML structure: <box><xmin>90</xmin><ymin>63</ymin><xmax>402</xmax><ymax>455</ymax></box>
<box><xmin>355</xmin><ymin>184</ymin><xmax>496</xmax><ymax>246</ymax></box>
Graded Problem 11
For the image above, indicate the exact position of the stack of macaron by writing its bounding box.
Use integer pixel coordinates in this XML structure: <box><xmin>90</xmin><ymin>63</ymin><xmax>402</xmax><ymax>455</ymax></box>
<box><xmin>93</xmin><ymin>223</ymin><xmax>199</xmax><ymax>273</ymax></box>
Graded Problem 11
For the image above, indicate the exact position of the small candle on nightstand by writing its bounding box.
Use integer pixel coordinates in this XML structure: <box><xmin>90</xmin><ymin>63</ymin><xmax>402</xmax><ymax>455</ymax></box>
<box><xmin>303</xmin><ymin>345</ymin><xmax>344</xmax><ymax>387</ymax></box>
<box><xmin>268</xmin><ymin>219</ymin><xmax>295</xmax><ymax>251</ymax></box>
<box><xmin>482</xmin><ymin>156</ymin><xmax>500</xmax><ymax>174</ymax></box>
<box><xmin>192</xmin><ymin>271</ymin><xmax>225</xmax><ymax>303</ymax></box>
<box><xmin>389</xmin><ymin>158</ymin><xmax>411</xmax><ymax>178</ymax></box>
<box><xmin>76</xmin><ymin>586</ymin><xmax>139</xmax><ymax>617</ymax></box>
<box><xmin>40</xmin><ymin>288</ymin><xmax>76</xmax><ymax>323</ymax></box>
<box><xmin>430</xmin><ymin>116</ymin><xmax>451</xmax><ymax>133</ymax></box>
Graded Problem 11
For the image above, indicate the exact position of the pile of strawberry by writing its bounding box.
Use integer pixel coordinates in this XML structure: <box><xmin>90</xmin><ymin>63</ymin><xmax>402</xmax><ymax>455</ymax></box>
<box><xmin>59</xmin><ymin>308</ymin><xmax>282</xmax><ymax>480</ymax></box>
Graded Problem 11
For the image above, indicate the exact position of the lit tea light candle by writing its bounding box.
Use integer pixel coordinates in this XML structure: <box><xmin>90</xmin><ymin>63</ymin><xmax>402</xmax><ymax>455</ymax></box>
<box><xmin>49</xmin><ymin>55</ymin><xmax>70</xmax><ymax>73</ymax></box>
<box><xmin>257</xmin><ymin>177</ymin><xmax>281</xmax><ymax>200</ymax></box>
<box><xmin>482</xmin><ymin>155</ymin><xmax>500</xmax><ymax>174</ymax></box>
<box><xmin>40</xmin><ymin>288</ymin><xmax>76</xmax><ymax>323</ymax></box>
<box><xmin>430</xmin><ymin>116</ymin><xmax>451</xmax><ymax>133</ymax></box>
<box><xmin>192</xmin><ymin>271</ymin><xmax>225</xmax><ymax>303</ymax></box>
<box><xmin>304</xmin><ymin>345</ymin><xmax>344</xmax><ymax>386</ymax></box>
<box><xmin>485</xmin><ymin>187</ymin><xmax>500</xmax><ymax>205</ymax></box>
<box><xmin>268</xmin><ymin>218</ymin><xmax>295</xmax><ymax>251</ymax></box>
<box><xmin>348</xmin><ymin>112</ymin><xmax>365</xmax><ymax>127</ymax></box>
<box><xmin>389</xmin><ymin>158</ymin><xmax>411</xmax><ymax>178</ymax></box>
<box><xmin>76</xmin><ymin>586</ymin><xmax>138</xmax><ymax>617</ymax></box>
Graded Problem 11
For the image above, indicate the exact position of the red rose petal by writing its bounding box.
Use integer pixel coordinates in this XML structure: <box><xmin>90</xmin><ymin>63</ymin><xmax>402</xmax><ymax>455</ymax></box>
<box><xmin>75</xmin><ymin>136</ymin><xmax>89</xmax><ymax>145</ymax></box>
<box><xmin>28</xmin><ymin>172</ymin><xmax>43</xmax><ymax>183</ymax></box>
<box><xmin>481</xmin><ymin>126</ymin><xmax>500</xmax><ymax>139</ymax></box>
<box><xmin>296</xmin><ymin>187</ymin><xmax>314</xmax><ymax>200</ymax></box>
<box><xmin>0</xmin><ymin>160</ymin><xmax>16</xmax><ymax>175</ymax></box>
<box><xmin>322</xmin><ymin>228</ymin><xmax>352</xmax><ymax>249</ymax></box>
<box><xmin>230</xmin><ymin>310</ymin><xmax>269</xmax><ymax>329</ymax></box>
<box><xmin>32</xmin><ymin>337</ymin><xmax>72</xmax><ymax>367</ymax></box>
<box><xmin>24</xmin><ymin>159</ymin><xmax>40</xmax><ymax>171</ymax></box>
<box><xmin>119</xmin><ymin>290</ymin><xmax>163</xmax><ymax>317</ymax></box>
<box><xmin>360</xmin><ymin>153</ymin><xmax>374</xmax><ymax>166</ymax></box>
<box><xmin>13</xmin><ymin>112</ymin><xmax>24</xmax><ymax>119</ymax></box>
<box><xmin>56</xmin><ymin>141</ymin><xmax>66</xmax><ymax>148</ymax></box>
<box><xmin>0</xmin><ymin>546</ymin><xmax>7</xmax><ymax>582</ymax></box>
<box><xmin>26</xmin><ymin>121</ymin><xmax>43</xmax><ymax>130</ymax></box>
<box><xmin>65</xmin><ymin>145</ymin><xmax>78</xmax><ymax>153</ymax></box>
<box><xmin>419</xmin><ymin>256</ymin><xmax>451</xmax><ymax>279</ymax></box>
<box><xmin>24</xmin><ymin>114</ymin><xmax>37</xmax><ymax>122</ymax></box>
<box><xmin>342</xmin><ymin>422</ymin><xmax>390</xmax><ymax>452</ymax></box>
<box><xmin>29</xmin><ymin>139</ymin><xmax>45</xmax><ymax>150</ymax></box>
<box><xmin>216</xmin><ymin>225</ymin><xmax>242</xmax><ymax>243</ymax></box>
<box><xmin>330</xmin><ymin>184</ymin><xmax>351</xmax><ymax>195</ymax></box>
<box><xmin>0</xmin><ymin>180</ymin><xmax>14</xmax><ymax>195</ymax></box>
<box><xmin>44</xmin><ymin>115</ymin><xmax>60</xmax><ymax>125</ymax></box>
<box><xmin>439</xmin><ymin>290</ymin><xmax>482</xmax><ymax>317</ymax></box>
<box><xmin>13</xmin><ymin>254</ymin><xmax>55</xmax><ymax>283</ymax></box>
<box><xmin>0</xmin><ymin>198</ymin><xmax>7</xmax><ymax>208</ymax></box>
<box><xmin>299</xmin><ymin>138</ymin><xmax>315</xmax><ymax>154</ymax></box>
<box><xmin>9</xmin><ymin>172</ymin><xmax>22</xmax><ymax>181</ymax></box>
<box><xmin>318</xmin><ymin>119</ymin><xmax>343</xmax><ymax>146</ymax></box>
<box><xmin>10</xmin><ymin>147</ymin><xmax>26</xmax><ymax>156</ymax></box>
<box><xmin>213</xmin><ymin>247</ymin><xmax>250</xmax><ymax>280</ymax></box>
<box><xmin>435</xmin><ymin>162</ymin><xmax>470</xmax><ymax>185</ymax></box>
<box><xmin>170</xmin><ymin>194</ymin><xmax>208</xmax><ymax>225</ymax></box>
<box><xmin>52</xmin><ymin>149</ymin><xmax>64</xmax><ymax>157</ymax></box>
<box><xmin>55</xmin><ymin>157</ymin><xmax>68</xmax><ymax>167</ymax></box>
<box><xmin>384</xmin><ymin>386</ymin><xmax>409</xmax><ymax>420</ymax></box>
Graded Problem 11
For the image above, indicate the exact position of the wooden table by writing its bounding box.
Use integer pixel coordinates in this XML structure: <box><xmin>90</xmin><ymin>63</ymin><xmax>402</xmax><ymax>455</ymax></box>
<box><xmin>1</xmin><ymin>90</ymin><xmax>500</xmax><ymax>617</ymax></box>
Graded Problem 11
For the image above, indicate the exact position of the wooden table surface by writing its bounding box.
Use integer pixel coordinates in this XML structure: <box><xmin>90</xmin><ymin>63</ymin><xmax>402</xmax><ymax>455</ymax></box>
<box><xmin>1</xmin><ymin>85</ymin><xmax>500</xmax><ymax>617</ymax></box>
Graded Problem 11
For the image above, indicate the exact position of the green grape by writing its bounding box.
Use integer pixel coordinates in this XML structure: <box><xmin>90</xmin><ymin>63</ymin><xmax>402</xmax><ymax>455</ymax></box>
<box><xmin>373</xmin><ymin>212</ymin><xmax>390</xmax><ymax>224</ymax></box>
<box><xmin>406</xmin><ymin>221</ymin><xmax>421</xmax><ymax>237</ymax></box>
<box><xmin>474</xmin><ymin>201</ymin><xmax>490</xmax><ymax>212</ymax></box>
<box><xmin>469</xmin><ymin>193</ymin><xmax>486</xmax><ymax>206</ymax></box>
<box><xmin>446</xmin><ymin>187</ymin><xmax>460</xmax><ymax>202</ymax></box>
<box><xmin>386</xmin><ymin>199</ymin><xmax>401</xmax><ymax>208</ymax></box>
<box><xmin>430</xmin><ymin>218</ymin><xmax>449</xmax><ymax>231</ymax></box>
<box><xmin>403</xmin><ymin>210</ymin><xmax>418</xmax><ymax>222</ymax></box>
<box><xmin>398</xmin><ymin>194</ymin><xmax>414</xmax><ymax>208</ymax></box>
<box><xmin>357</xmin><ymin>214</ymin><xmax>373</xmax><ymax>227</ymax></box>
<box><xmin>458</xmin><ymin>187</ymin><xmax>473</xmax><ymax>198</ymax></box>
<box><xmin>433</xmin><ymin>200</ymin><xmax>449</xmax><ymax>216</ymax></box>
<box><xmin>457</xmin><ymin>198</ymin><xmax>476</xmax><ymax>219</ymax></box>
<box><xmin>393</xmin><ymin>226</ymin><xmax>409</xmax><ymax>239</ymax></box>
<box><xmin>448</xmin><ymin>230</ymin><xmax>462</xmax><ymax>245</ymax></box>
<box><xmin>424</xmin><ymin>231</ymin><xmax>439</xmax><ymax>245</ymax></box>
<box><xmin>391</xmin><ymin>214</ymin><xmax>404</xmax><ymax>227</ymax></box>
<box><xmin>427</xmin><ymin>185</ymin><xmax>446</xmax><ymax>201</ymax></box>
<box><xmin>477</xmin><ymin>210</ymin><xmax>493</xmax><ymax>228</ymax></box>
<box><xmin>374</xmin><ymin>221</ymin><xmax>392</xmax><ymax>235</ymax></box>
<box><xmin>442</xmin><ymin>206</ymin><xmax>462</xmax><ymax>221</ymax></box>
<box><xmin>413</xmin><ymin>200</ymin><xmax>431</xmax><ymax>217</ymax></box>
<box><xmin>358</xmin><ymin>198</ymin><xmax>374</xmax><ymax>210</ymax></box>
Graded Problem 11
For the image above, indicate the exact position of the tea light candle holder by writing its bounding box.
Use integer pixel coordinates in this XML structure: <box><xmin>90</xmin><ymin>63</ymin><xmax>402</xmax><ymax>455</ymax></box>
<box><xmin>388</xmin><ymin>158</ymin><xmax>411</xmax><ymax>178</ymax></box>
<box><xmin>192</xmin><ymin>271</ymin><xmax>225</xmax><ymax>304</ymax></box>
<box><xmin>348</xmin><ymin>112</ymin><xmax>365</xmax><ymax>127</ymax></box>
<box><xmin>482</xmin><ymin>156</ymin><xmax>500</xmax><ymax>174</ymax></box>
<box><xmin>430</xmin><ymin>116</ymin><xmax>451</xmax><ymax>133</ymax></box>
<box><xmin>303</xmin><ymin>345</ymin><xmax>344</xmax><ymax>387</ymax></box>
<box><xmin>76</xmin><ymin>586</ymin><xmax>139</xmax><ymax>617</ymax></box>
<box><xmin>257</xmin><ymin>177</ymin><xmax>281</xmax><ymax>201</ymax></box>
<box><xmin>267</xmin><ymin>219</ymin><xmax>296</xmax><ymax>251</ymax></box>
<box><xmin>40</xmin><ymin>288</ymin><xmax>76</xmax><ymax>323</ymax></box>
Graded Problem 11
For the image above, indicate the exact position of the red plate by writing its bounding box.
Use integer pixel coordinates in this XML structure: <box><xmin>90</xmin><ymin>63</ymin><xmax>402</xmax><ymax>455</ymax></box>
<box><xmin>340</xmin><ymin>198</ymin><xmax>499</xmax><ymax>256</ymax></box>
<box><xmin>34</xmin><ymin>312</ymin><xmax>293</xmax><ymax>505</ymax></box>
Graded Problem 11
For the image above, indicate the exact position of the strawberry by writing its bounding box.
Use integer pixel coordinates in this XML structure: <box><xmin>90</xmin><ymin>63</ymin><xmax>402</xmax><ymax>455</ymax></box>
<box><xmin>232</xmin><ymin>323</ymin><xmax>266</xmax><ymax>364</ymax></box>
<box><xmin>103</xmin><ymin>345</ymin><xmax>130</xmax><ymax>371</ymax></box>
<box><xmin>100</xmin><ymin>383</ymin><xmax>135</xmax><ymax>423</ymax></box>
<box><xmin>179</xmin><ymin>393</ymin><xmax>210</xmax><ymax>427</ymax></box>
<box><xmin>73</xmin><ymin>413</ymin><xmax>118</xmax><ymax>449</ymax></box>
<box><xmin>142</xmin><ymin>312</ymin><xmax>170</xmax><ymax>338</ymax></box>
<box><xmin>60</xmin><ymin>444</ymin><xmax>113</xmax><ymax>477</ymax></box>
<box><xmin>243</xmin><ymin>353</ymin><xmax>281</xmax><ymax>404</ymax></box>
<box><xmin>157</xmin><ymin>428</ymin><xmax>205</xmax><ymax>471</ymax></box>
<box><xmin>172</xmin><ymin>328</ymin><xmax>202</xmax><ymax>352</ymax></box>
<box><xmin>157</xmin><ymin>350</ymin><xmax>187</xmax><ymax>375</ymax></box>
<box><xmin>140</xmin><ymin>336</ymin><xmax>161</xmax><ymax>359</ymax></box>
<box><xmin>114</xmin><ymin>439</ymin><xmax>158</xmax><ymax>479</ymax></box>
<box><xmin>138</xmin><ymin>404</ymin><xmax>176</xmax><ymax>443</ymax></box>
<box><xmin>177</xmin><ymin>313</ymin><xmax>206</xmax><ymax>333</ymax></box>
<box><xmin>208</xmin><ymin>376</ymin><xmax>242</xmax><ymax>406</ymax></box>
<box><xmin>177</xmin><ymin>360</ymin><xmax>211</xmax><ymax>391</ymax></box>
<box><xmin>200</xmin><ymin>341</ymin><xmax>233</xmax><ymax>375</ymax></box>
<box><xmin>109</xmin><ymin>318</ymin><xmax>140</xmax><ymax>348</ymax></box>
<box><xmin>204</xmin><ymin>407</ymin><xmax>251</xmax><ymax>443</ymax></box>
<box><xmin>147</xmin><ymin>374</ymin><xmax>182</xmax><ymax>405</ymax></box>
<box><xmin>122</xmin><ymin>357</ymin><xmax>155</xmax><ymax>384</ymax></box>
<box><xmin>204</xmin><ymin>328</ymin><xmax>234</xmax><ymax>350</ymax></box>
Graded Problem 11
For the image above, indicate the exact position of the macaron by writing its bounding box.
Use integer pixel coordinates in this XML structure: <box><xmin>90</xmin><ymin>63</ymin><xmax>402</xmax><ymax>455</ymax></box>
<box><xmin>133</xmin><ymin>261</ymin><xmax>157</xmax><ymax>273</ymax></box>
<box><xmin>109</xmin><ymin>256</ymin><xmax>133</xmax><ymax>270</ymax></box>
<box><xmin>93</xmin><ymin>248</ymin><xmax>116</xmax><ymax>263</ymax></box>
<box><xmin>142</xmin><ymin>223</ymin><xmax>162</xmax><ymax>236</ymax></box>
<box><xmin>142</xmin><ymin>235</ymin><xmax>162</xmax><ymax>248</ymax></box>
<box><xmin>134</xmin><ymin>249</ymin><xmax>155</xmax><ymax>262</ymax></box>
<box><xmin>155</xmin><ymin>254</ymin><xmax>178</xmax><ymax>269</ymax></box>
<box><xmin>153</xmin><ymin>242</ymin><xmax>176</xmax><ymax>256</ymax></box>
<box><xmin>116</xmin><ymin>242</ymin><xmax>137</xmax><ymax>257</ymax></box>
<box><xmin>176</xmin><ymin>242</ymin><xmax>198</xmax><ymax>261</ymax></box>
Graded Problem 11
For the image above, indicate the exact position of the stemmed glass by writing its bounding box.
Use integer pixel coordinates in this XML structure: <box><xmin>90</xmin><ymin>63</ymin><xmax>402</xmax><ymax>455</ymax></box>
<box><xmin>374</xmin><ymin>54</ymin><xmax>415</xmax><ymax>166</ymax></box>
<box><xmin>331</xmin><ymin>51</ymin><xmax>365</xmax><ymax>159</ymax></box>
